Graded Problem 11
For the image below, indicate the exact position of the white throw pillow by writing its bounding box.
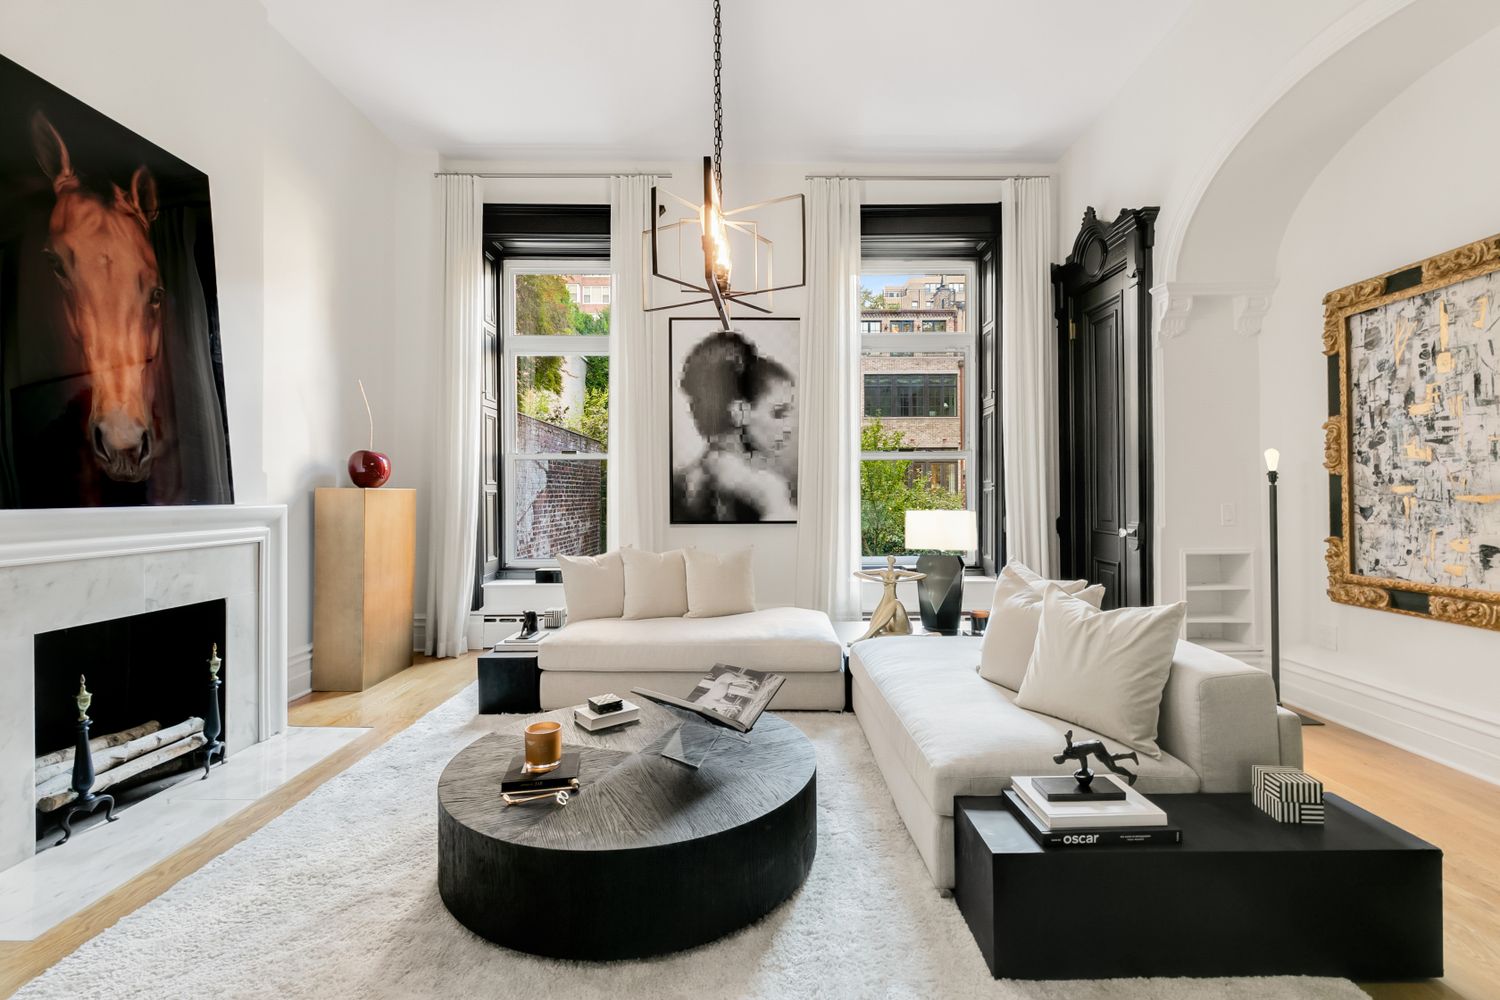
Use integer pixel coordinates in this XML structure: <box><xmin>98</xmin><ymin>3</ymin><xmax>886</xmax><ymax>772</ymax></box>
<box><xmin>557</xmin><ymin>550</ymin><xmax>625</xmax><ymax>622</ymax></box>
<box><xmin>683</xmin><ymin>547</ymin><xmax>756</xmax><ymax>618</ymax></box>
<box><xmin>1014</xmin><ymin>585</ymin><xmax>1187</xmax><ymax>758</ymax></box>
<box><xmin>978</xmin><ymin>565</ymin><xmax>1105</xmax><ymax>691</ymax></box>
<box><xmin>621</xmin><ymin>548</ymin><xmax>690</xmax><ymax>619</ymax></box>
<box><xmin>1005</xmin><ymin>560</ymin><xmax>1091</xmax><ymax>595</ymax></box>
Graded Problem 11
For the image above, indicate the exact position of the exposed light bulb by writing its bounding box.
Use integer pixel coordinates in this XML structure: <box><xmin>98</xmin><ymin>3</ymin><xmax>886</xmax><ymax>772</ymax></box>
<box><xmin>702</xmin><ymin>181</ymin><xmax>732</xmax><ymax>295</ymax></box>
<box><xmin>1264</xmin><ymin>448</ymin><xmax>1280</xmax><ymax>473</ymax></box>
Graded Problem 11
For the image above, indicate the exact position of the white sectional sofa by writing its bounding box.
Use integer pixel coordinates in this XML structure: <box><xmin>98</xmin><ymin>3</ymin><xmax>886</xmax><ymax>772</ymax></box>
<box><xmin>850</xmin><ymin>635</ymin><xmax>1303</xmax><ymax>889</ymax></box>
<box><xmin>537</xmin><ymin>606</ymin><xmax>845</xmax><ymax>710</ymax></box>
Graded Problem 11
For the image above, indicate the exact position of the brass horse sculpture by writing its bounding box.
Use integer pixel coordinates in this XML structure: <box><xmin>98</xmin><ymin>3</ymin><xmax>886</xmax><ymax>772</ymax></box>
<box><xmin>1053</xmin><ymin>729</ymin><xmax>1140</xmax><ymax>789</ymax></box>
<box><xmin>32</xmin><ymin>111</ymin><xmax>165</xmax><ymax>489</ymax></box>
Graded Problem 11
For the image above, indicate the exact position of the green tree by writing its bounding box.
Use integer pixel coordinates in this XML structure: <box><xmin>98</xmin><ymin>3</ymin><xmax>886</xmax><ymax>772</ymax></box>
<box><xmin>859</xmin><ymin>419</ymin><xmax>966</xmax><ymax>556</ymax></box>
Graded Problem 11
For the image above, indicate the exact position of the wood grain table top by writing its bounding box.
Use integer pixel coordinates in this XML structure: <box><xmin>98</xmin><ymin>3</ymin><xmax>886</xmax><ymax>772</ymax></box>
<box><xmin>438</xmin><ymin>700</ymin><xmax>816</xmax><ymax>853</ymax></box>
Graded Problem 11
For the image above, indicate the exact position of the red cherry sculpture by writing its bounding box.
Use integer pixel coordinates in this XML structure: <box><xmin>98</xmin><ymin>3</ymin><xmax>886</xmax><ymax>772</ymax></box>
<box><xmin>348</xmin><ymin>450</ymin><xmax>391</xmax><ymax>488</ymax></box>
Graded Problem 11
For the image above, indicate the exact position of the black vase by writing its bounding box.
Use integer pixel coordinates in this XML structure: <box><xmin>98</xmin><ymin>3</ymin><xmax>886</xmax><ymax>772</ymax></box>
<box><xmin>915</xmin><ymin>553</ymin><xmax>965</xmax><ymax>634</ymax></box>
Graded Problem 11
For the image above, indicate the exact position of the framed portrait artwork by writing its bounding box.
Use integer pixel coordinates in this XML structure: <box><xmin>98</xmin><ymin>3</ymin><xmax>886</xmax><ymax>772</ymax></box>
<box><xmin>669</xmin><ymin>317</ymin><xmax>799</xmax><ymax>525</ymax></box>
<box><xmin>1323</xmin><ymin>232</ymin><xmax>1500</xmax><ymax>631</ymax></box>
<box><xmin>0</xmin><ymin>54</ymin><xmax>233</xmax><ymax>509</ymax></box>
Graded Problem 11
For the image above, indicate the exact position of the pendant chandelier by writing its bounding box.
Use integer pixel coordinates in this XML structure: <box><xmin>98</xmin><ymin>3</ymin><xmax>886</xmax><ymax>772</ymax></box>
<box><xmin>646</xmin><ymin>0</ymin><xmax>805</xmax><ymax>329</ymax></box>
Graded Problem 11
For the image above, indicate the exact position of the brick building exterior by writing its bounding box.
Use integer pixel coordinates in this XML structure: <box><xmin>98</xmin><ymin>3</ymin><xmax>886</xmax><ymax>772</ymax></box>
<box><xmin>564</xmin><ymin>274</ymin><xmax>611</xmax><ymax>315</ymax></box>
<box><xmin>861</xmin><ymin>351</ymin><xmax>965</xmax><ymax>449</ymax></box>
<box><xmin>513</xmin><ymin>414</ymin><xmax>605</xmax><ymax>559</ymax></box>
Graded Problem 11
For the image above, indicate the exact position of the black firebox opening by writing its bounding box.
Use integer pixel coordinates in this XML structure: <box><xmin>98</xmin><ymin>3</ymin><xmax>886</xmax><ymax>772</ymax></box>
<box><xmin>34</xmin><ymin>599</ymin><xmax>227</xmax><ymax>758</ymax></box>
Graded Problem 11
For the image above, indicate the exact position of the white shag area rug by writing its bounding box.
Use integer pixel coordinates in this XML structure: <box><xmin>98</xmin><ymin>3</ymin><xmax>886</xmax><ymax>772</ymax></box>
<box><xmin>17</xmin><ymin>686</ymin><xmax>1367</xmax><ymax>1000</ymax></box>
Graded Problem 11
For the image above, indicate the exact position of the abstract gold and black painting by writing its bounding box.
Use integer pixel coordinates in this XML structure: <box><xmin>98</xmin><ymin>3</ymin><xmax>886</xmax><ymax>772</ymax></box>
<box><xmin>1324</xmin><ymin>233</ymin><xmax>1500</xmax><ymax>631</ymax></box>
<box><xmin>1348</xmin><ymin>271</ymin><xmax>1500</xmax><ymax>586</ymax></box>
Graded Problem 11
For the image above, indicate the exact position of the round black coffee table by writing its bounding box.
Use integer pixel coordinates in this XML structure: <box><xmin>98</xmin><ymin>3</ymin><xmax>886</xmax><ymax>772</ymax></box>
<box><xmin>437</xmin><ymin>702</ymin><xmax>817</xmax><ymax>960</ymax></box>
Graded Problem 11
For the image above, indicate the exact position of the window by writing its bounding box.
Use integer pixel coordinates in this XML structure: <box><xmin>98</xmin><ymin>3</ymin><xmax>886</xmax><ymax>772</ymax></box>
<box><xmin>503</xmin><ymin>261</ymin><xmax>610</xmax><ymax>566</ymax></box>
<box><xmin>859</xmin><ymin>262</ymin><xmax>977</xmax><ymax>560</ymax></box>
<box><xmin>863</xmin><ymin>373</ymin><xmax>957</xmax><ymax>417</ymax></box>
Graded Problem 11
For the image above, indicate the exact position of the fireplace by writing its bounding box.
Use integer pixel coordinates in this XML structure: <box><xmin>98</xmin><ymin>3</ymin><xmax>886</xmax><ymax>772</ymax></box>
<box><xmin>0</xmin><ymin>504</ymin><xmax>288</xmax><ymax>873</ymax></box>
<box><xmin>32</xmin><ymin>600</ymin><xmax>228</xmax><ymax>836</ymax></box>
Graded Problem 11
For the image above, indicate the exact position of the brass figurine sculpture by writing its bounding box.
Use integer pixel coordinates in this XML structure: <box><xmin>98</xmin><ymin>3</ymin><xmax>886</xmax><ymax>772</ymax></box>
<box><xmin>1053</xmin><ymin>729</ymin><xmax>1140</xmax><ymax>789</ymax></box>
<box><xmin>854</xmin><ymin>555</ymin><xmax>927</xmax><ymax>640</ymax></box>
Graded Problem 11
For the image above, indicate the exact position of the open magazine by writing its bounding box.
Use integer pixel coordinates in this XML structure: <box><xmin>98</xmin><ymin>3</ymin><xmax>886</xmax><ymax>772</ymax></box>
<box><xmin>632</xmin><ymin>664</ymin><xmax>786</xmax><ymax>734</ymax></box>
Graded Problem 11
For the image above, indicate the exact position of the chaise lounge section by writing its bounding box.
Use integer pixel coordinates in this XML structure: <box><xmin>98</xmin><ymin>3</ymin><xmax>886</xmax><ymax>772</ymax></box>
<box><xmin>537</xmin><ymin>606</ymin><xmax>845</xmax><ymax>710</ymax></box>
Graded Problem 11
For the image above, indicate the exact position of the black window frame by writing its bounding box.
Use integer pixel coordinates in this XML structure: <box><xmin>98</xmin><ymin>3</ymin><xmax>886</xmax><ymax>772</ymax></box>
<box><xmin>480</xmin><ymin>204</ymin><xmax>611</xmax><ymax>583</ymax></box>
<box><xmin>860</xmin><ymin>204</ymin><xmax>1003</xmax><ymax>575</ymax></box>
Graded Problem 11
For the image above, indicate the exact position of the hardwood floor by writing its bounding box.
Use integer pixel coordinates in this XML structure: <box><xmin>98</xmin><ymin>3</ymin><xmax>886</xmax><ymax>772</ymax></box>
<box><xmin>1298</xmin><ymin>712</ymin><xmax>1500</xmax><ymax>1000</ymax></box>
<box><xmin>1</xmin><ymin>664</ymin><xmax>1495</xmax><ymax>999</ymax></box>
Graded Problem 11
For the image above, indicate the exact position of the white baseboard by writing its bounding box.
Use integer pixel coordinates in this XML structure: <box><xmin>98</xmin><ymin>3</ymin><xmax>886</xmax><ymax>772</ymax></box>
<box><xmin>287</xmin><ymin>643</ymin><xmax>313</xmax><ymax>703</ymax></box>
<box><xmin>1282</xmin><ymin>650</ymin><xmax>1500</xmax><ymax>787</ymax></box>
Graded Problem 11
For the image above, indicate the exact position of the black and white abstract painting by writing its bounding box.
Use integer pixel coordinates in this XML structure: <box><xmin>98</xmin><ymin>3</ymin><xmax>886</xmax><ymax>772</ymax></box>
<box><xmin>1349</xmin><ymin>270</ymin><xmax>1500</xmax><ymax>590</ymax></box>
<box><xmin>669</xmin><ymin>317</ymin><xmax>798</xmax><ymax>524</ymax></box>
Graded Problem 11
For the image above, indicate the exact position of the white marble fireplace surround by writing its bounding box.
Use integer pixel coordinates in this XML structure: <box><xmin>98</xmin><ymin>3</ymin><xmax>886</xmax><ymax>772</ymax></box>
<box><xmin>0</xmin><ymin>505</ymin><xmax>287</xmax><ymax>874</ymax></box>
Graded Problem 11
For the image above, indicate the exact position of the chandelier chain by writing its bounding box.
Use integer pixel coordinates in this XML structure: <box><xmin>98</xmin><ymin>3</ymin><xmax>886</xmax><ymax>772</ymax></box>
<box><xmin>712</xmin><ymin>0</ymin><xmax>723</xmax><ymax>202</ymax></box>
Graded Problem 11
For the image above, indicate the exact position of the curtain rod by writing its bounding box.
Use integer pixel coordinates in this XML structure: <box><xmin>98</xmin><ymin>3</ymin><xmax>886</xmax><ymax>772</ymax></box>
<box><xmin>805</xmin><ymin>173</ymin><xmax>1048</xmax><ymax>182</ymax></box>
<box><xmin>433</xmin><ymin>170</ymin><xmax>672</xmax><ymax>179</ymax></box>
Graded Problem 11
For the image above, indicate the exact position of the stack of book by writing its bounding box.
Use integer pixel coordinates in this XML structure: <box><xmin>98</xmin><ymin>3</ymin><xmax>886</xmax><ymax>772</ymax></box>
<box><xmin>1004</xmin><ymin>775</ymin><xmax>1181</xmax><ymax>848</ymax></box>
<box><xmin>573</xmin><ymin>694</ymin><xmax>640</xmax><ymax>733</ymax></box>
<box><xmin>500</xmin><ymin>752</ymin><xmax>580</xmax><ymax>794</ymax></box>
<box><xmin>493</xmin><ymin>629</ymin><xmax>545</xmax><ymax>653</ymax></box>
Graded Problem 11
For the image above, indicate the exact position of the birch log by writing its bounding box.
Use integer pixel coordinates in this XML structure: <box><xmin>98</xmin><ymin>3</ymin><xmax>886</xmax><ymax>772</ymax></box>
<box><xmin>33</xmin><ymin>720</ymin><xmax>162</xmax><ymax>782</ymax></box>
<box><xmin>37</xmin><ymin>733</ymin><xmax>208</xmax><ymax>813</ymax></box>
<box><xmin>34</xmin><ymin>717</ymin><xmax>204</xmax><ymax>800</ymax></box>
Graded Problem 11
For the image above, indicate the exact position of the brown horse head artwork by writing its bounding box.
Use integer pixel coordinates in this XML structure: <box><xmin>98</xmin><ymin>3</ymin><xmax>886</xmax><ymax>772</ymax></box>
<box><xmin>31</xmin><ymin>111</ymin><xmax>164</xmax><ymax>484</ymax></box>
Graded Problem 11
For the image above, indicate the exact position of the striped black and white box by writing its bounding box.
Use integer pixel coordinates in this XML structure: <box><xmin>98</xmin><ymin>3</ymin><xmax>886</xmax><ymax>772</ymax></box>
<box><xmin>1252</xmin><ymin>764</ymin><xmax>1325</xmax><ymax>824</ymax></box>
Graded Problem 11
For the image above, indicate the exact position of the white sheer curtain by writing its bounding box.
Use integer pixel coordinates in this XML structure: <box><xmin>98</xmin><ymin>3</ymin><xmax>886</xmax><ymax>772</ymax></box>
<box><xmin>425</xmin><ymin>175</ymin><xmax>483</xmax><ymax>657</ymax></box>
<box><xmin>794</xmin><ymin>178</ymin><xmax>862</xmax><ymax>619</ymax></box>
<box><xmin>606</xmin><ymin>174</ymin><xmax>661</xmax><ymax>551</ymax></box>
<box><xmin>1000</xmin><ymin>176</ymin><xmax>1058</xmax><ymax>575</ymax></box>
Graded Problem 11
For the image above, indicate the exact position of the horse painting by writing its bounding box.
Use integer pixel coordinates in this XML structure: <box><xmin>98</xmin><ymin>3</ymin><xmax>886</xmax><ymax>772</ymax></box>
<box><xmin>0</xmin><ymin>51</ymin><xmax>232</xmax><ymax>509</ymax></box>
<box><xmin>32</xmin><ymin>112</ymin><xmax>164</xmax><ymax>488</ymax></box>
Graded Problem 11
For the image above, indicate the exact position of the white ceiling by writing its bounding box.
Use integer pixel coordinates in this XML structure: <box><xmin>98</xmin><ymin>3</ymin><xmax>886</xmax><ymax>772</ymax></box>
<box><xmin>262</xmin><ymin>0</ymin><xmax>1194</xmax><ymax>163</ymax></box>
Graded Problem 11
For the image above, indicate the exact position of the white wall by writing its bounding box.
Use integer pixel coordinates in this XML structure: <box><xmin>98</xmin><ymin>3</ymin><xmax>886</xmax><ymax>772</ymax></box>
<box><xmin>1</xmin><ymin>1</ymin><xmax>434</xmax><ymax>697</ymax></box>
<box><xmin>1258</xmin><ymin>26</ymin><xmax>1500</xmax><ymax>782</ymax></box>
<box><xmin>262</xmin><ymin>28</ymin><xmax>420</xmax><ymax>692</ymax></box>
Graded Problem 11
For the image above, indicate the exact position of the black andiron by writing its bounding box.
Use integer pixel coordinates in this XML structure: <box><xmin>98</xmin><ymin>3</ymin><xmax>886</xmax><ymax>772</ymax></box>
<box><xmin>57</xmin><ymin>675</ymin><xmax>118</xmax><ymax>846</ymax></box>
<box><xmin>200</xmin><ymin>643</ymin><xmax>227</xmax><ymax>779</ymax></box>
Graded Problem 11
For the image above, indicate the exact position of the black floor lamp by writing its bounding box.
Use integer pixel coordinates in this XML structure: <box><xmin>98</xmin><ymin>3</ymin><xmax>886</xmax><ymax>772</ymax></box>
<box><xmin>1265</xmin><ymin>448</ymin><xmax>1322</xmax><ymax>726</ymax></box>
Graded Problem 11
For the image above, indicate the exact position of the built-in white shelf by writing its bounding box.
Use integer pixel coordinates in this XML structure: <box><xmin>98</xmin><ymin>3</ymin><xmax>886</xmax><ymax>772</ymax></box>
<box><xmin>1181</xmin><ymin>549</ymin><xmax>1259</xmax><ymax>654</ymax></box>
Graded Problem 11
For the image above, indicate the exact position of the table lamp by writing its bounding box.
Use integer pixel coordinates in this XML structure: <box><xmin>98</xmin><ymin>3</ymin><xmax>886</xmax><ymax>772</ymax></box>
<box><xmin>904</xmin><ymin>510</ymin><xmax>977</xmax><ymax>635</ymax></box>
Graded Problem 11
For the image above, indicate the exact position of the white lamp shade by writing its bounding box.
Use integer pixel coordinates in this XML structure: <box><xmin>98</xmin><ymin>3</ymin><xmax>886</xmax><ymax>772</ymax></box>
<box><xmin>1264</xmin><ymin>448</ymin><xmax>1281</xmax><ymax>473</ymax></box>
<box><xmin>904</xmin><ymin>509</ymin><xmax>978</xmax><ymax>552</ymax></box>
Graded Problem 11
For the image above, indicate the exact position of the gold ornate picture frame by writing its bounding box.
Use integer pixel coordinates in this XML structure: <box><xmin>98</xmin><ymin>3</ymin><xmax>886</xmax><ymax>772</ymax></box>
<box><xmin>1323</xmin><ymin>233</ymin><xmax>1500</xmax><ymax>631</ymax></box>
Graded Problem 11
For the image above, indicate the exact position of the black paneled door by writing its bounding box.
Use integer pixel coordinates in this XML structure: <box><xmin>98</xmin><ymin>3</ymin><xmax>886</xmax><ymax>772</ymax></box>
<box><xmin>1055</xmin><ymin>207</ymin><xmax>1157</xmax><ymax>608</ymax></box>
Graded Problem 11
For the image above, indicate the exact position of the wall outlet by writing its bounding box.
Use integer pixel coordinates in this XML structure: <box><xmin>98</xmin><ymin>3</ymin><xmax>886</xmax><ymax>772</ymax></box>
<box><xmin>1219</xmin><ymin>503</ymin><xmax>1236</xmax><ymax>526</ymax></box>
<box><xmin>1316</xmin><ymin>622</ymin><xmax>1338</xmax><ymax>650</ymax></box>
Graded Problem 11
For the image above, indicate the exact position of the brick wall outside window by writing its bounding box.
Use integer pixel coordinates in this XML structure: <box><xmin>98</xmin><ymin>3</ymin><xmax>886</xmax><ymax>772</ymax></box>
<box><xmin>513</xmin><ymin>414</ymin><xmax>605</xmax><ymax>560</ymax></box>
